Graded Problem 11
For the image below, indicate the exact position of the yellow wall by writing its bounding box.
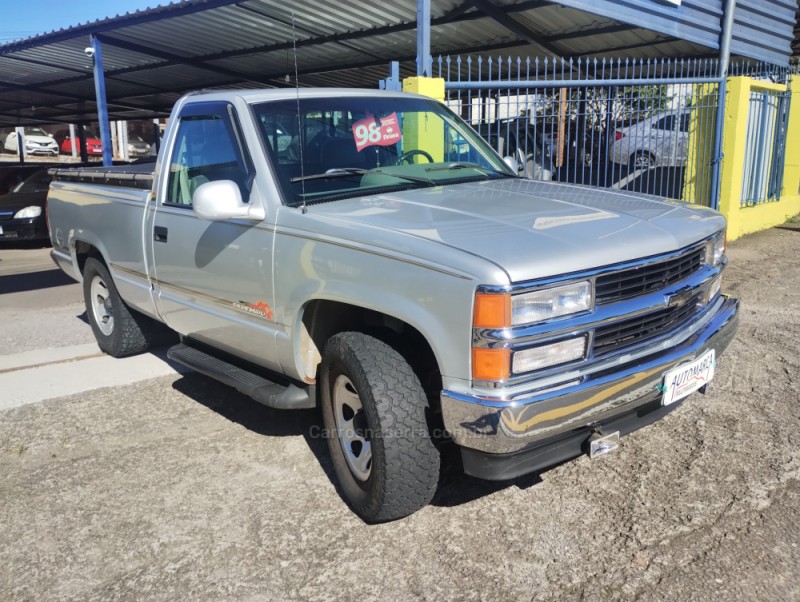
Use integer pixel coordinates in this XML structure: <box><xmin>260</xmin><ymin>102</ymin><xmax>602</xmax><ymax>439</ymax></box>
<box><xmin>401</xmin><ymin>77</ymin><xmax>445</xmax><ymax>162</ymax></box>
<box><xmin>719</xmin><ymin>77</ymin><xmax>800</xmax><ymax>240</ymax></box>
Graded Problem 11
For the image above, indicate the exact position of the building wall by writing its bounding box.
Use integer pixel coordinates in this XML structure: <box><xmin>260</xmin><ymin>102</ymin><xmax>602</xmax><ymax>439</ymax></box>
<box><xmin>555</xmin><ymin>0</ymin><xmax>795</xmax><ymax>66</ymax></box>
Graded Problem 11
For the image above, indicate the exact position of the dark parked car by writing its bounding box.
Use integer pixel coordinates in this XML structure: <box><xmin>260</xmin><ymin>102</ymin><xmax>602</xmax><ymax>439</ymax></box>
<box><xmin>476</xmin><ymin>120</ymin><xmax>553</xmax><ymax>180</ymax></box>
<box><xmin>0</xmin><ymin>164</ymin><xmax>47</xmax><ymax>196</ymax></box>
<box><xmin>0</xmin><ymin>167</ymin><xmax>53</xmax><ymax>242</ymax></box>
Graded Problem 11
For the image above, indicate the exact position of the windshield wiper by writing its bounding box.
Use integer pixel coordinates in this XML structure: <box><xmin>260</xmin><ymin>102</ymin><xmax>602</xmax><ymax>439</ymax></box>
<box><xmin>424</xmin><ymin>162</ymin><xmax>516</xmax><ymax>178</ymax></box>
<box><xmin>290</xmin><ymin>168</ymin><xmax>366</xmax><ymax>183</ymax></box>
<box><xmin>291</xmin><ymin>168</ymin><xmax>436</xmax><ymax>186</ymax></box>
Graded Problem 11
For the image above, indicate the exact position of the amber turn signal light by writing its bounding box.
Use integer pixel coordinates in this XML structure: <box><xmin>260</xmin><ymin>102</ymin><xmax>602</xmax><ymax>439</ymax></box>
<box><xmin>472</xmin><ymin>347</ymin><xmax>511</xmax><ymax>382</ymax></box>
<box><xmin>473</xmin><ymin>292</ymin><xmax>511</xmax><ymax>329</ymax></box>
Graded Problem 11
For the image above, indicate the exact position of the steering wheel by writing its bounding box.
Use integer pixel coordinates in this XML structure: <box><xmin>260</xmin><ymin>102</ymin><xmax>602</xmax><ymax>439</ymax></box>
<box><xmin>396</xmin><ymin>149</ymin><xmax>434</xmax><ymax>165</ymax></box>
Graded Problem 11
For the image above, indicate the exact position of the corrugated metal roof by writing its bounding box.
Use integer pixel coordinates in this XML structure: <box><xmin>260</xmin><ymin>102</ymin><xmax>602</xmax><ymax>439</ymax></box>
<box><xmin>0</xmin><ymin>0</ymin><xmax>793</xmax><ymax>127</ymax></box>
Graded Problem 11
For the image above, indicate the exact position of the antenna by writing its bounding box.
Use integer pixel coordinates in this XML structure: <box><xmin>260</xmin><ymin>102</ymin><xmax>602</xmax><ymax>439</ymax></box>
<box><xmin>291</xmin><ymin>12</ymin><xmax>307</xmax><ymax>214</ymax></box>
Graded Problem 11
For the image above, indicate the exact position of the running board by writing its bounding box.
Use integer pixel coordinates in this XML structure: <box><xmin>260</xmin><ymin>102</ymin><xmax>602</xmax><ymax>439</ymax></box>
<box><xmin>167</xmin><ymin>343</ymin><xmax>315</xmax><ymax>410</ymax></box>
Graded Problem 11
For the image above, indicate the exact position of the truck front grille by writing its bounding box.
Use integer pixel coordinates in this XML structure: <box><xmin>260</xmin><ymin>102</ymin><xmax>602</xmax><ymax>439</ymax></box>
<box><xmin>593</xmin><ymin>293</ymin><xmax>702</xmax><ymax>356</ymax></box>
<box><xmin>595</xmin><ymin>248</ymin><xmax>705</xmax><ymax>305</ymax></box>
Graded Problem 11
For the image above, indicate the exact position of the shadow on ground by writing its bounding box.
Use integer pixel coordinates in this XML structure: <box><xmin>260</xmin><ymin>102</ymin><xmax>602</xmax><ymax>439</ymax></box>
<box><xmin>171</xmin><ymin>372</ymin><xmax>542</xmax><ymax>511</ymax></box>
<box><xmin>0</xmin><ymin>268</ymin><xmax>76</xmax><ymax>294</ymax></box>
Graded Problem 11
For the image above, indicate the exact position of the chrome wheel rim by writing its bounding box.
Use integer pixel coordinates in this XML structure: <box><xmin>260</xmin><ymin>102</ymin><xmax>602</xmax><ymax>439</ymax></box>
<box><xmin>332</xmin><ymin>374</ymin><xmax>372</xmax><ymax>481</ymax></box>
<box><xmin>634</xmin><ymin>154</ymin><xmax>652</xmax><ymax>169</ymax></box>
<box><xmin>90</xmin><ymin>275</ymin><xmax>114</xmax><ymax>336</ymax></box>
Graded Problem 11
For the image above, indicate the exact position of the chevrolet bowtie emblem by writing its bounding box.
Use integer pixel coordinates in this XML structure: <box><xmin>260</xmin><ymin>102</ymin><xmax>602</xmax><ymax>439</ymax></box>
<box><xmin>664</xmin><ymin>287</ymin><xmax>693</xmax><ymax>308</ymax></box>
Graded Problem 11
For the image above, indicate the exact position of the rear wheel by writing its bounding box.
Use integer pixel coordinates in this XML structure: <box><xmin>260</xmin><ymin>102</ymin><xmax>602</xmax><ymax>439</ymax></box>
<box><xmin>630</xmin><ymin>151</ymin><xmax>656</xmax><ymax>170</ymax></box>
<box><xmin>83</xmin><ymin>257</ymin><xmax>154</xmax><ymax>357</ymax></box>
<box><xmin>320</xmin><ymin>332</ymin><xmax>440</xmax><ymax>522</ymax></box>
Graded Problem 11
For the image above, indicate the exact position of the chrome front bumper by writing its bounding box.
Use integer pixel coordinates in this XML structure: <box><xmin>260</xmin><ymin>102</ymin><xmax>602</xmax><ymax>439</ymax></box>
<box><xmin>441</xmin><ymin>295</ymin><xmax>739</xmax><ymax>454</ymax></box>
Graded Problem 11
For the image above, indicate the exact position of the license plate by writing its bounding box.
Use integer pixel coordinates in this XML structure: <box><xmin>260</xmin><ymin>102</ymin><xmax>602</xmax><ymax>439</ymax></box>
<box><xmin>0</xmin><ymin>225</ymin><xmax>3</xmax><ymax>235</ymax></box>
<box><xmin>662</xmin><ymin>349</ymin><xmax>715</xmax><ymax>406</ymax></box>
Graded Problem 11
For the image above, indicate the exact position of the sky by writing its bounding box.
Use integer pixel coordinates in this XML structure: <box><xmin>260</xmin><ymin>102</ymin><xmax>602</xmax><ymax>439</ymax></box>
<box><xmin>0</xmin><ymin>0</ymin><xmax>171</xmax><ymax>43</ymax></box>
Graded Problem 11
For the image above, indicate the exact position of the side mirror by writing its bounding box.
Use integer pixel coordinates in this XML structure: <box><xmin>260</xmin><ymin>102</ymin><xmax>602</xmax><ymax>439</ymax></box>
<box><xmin>192</xmin><ymin>180</ymin><xmax>263</xmax><ymax>221</ymax></box>
<box><xmin>504</xmin><ymin>156</ymin><xmax>523</xmax><ymax>173</ymax></box>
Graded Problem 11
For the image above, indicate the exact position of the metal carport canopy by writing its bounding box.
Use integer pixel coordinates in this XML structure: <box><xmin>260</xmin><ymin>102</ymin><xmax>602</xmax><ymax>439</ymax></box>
<box><xmin>0</xmin><ymin>0</ymin><xmax>788</xmax><ymax>128</ymax></box>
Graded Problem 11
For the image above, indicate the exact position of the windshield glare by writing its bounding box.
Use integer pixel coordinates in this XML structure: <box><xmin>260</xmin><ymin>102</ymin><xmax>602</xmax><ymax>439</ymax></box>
<box><xmin>252</xmin><ymin>96</ymin><xmax>514</xmax><ymax>205</ymax></box>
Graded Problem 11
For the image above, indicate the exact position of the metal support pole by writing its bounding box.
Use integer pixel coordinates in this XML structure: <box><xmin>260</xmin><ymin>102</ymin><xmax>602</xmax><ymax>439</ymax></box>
<box><xmin>118</xmin><ymin>120</ymin><xmax>130</xmax><ymax>161</ymax></box>
<box><xmin>90</xmin><ymin>34</ymin><xmax>113</xmax><ymax>166</ymax></box>
<box><xmin>416</xmin><ymin>0</ymin><xmax>431</xmax><ymax>76</ymax></box>
<box><xmin>380</xmin><ymin>61</ymin><xmax>401</xmax><ymax>91</ymax></box>
<box><xmin>14</xmin><ymin>126</ymin><xmax>25</xmax><ymax>164</ymax></box>
<box><xmin>709</xmin><ymin>0</ymin><xmax>736</xmax><ymax>210</ymax></box>
<box><xmin>110</xmin><ymin>120</ymin><xmax>118</xmax><ymax>160</ymax></box>
<box><xmin>68</xmin><ymin>124</ymin><xmax>77</xmax><ymax>158</ymax></box>
<box><xmin>152</xmin><ymin>119</ymin><xmax>161</xmax><ymax>155</ymax></box>
<box><xmin>77</xmin><ymin>125</ymin><xmax>89</xmax><ymax>163</ymax></box>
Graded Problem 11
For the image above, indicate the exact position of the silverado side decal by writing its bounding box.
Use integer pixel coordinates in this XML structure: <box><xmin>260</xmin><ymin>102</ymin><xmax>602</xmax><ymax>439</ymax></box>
<box><xmin>232</xmin><ymin>300</ymin><xmax>273</xmax><ymax>320</ymax></box>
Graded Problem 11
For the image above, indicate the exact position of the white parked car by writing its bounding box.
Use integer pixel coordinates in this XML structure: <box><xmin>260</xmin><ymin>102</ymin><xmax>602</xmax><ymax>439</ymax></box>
<box><xmin>3</xmin><ymin>127</ymin><xmax>59</xmax><ymax>156</ymax></box>
<box><xmin>608</xmin><ymin>111</ymin><xmax>689</xmax><ymax>170</ymax></box>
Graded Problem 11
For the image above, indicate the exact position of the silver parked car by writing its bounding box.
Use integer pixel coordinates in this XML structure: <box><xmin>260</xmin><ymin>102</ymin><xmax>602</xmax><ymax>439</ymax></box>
<box><xmin>608</xmin><ymin>111</ymin><xmax>690</xmax><ymax>169</ymax></box>
<box><xmin>127</xmin><ymin>135</ymin><xmax>151</xmax><ymax>158</ymax></box>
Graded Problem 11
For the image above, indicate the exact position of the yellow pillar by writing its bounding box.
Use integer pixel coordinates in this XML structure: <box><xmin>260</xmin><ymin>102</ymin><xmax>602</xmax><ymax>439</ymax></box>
<box><xmin>717</xmin><ymin>76</ymin><xmax>751</xmax><ymax>240</ymax></box>
<box><xmin>681</xmin><ymin>83</ymin><xmax>717</xmax><ymax>204</ymax></box>
<box><xmin>401</xmin><ymin>77</ymin><xmax>445</xmax><ymax>162</ymax></box>
<box><xmin>781</xmin><ymin>78</ymin><xmax>800</xmax><ymax>201</ymax></box>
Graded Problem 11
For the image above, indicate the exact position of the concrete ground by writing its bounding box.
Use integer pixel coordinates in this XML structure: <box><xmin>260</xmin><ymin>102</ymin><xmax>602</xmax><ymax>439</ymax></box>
<box><xmin>1</xmin><ymin>225</ymin><xmax>799</xmax><ymax>601</ymax></box>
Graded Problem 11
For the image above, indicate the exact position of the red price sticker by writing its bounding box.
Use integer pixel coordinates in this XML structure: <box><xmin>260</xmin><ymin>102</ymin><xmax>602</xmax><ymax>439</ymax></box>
<box><xmin>352</xmin><ymin>113</ymin><xmax>401</xmax><ymax>151</ymax></box>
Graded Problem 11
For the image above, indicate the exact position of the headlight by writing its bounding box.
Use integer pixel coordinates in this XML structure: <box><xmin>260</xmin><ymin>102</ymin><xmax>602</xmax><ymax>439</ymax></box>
<box><xmin>512</xmin><ymin>335</ymin><xmax>587</xmax><ymax>374</ymax></box>
<box><xmin>511</xmin><ymin>281</ymin><xmax>592</xmax><ymax>325</ymax></box>
<box><xmin>705</xmin><ymin>230</ymin><xmax>725</xmax><ymax>266</ymax></box>
<box><xmin>14</xmin><ymin>206</ymin><xmax>42</xmax><ymax>218</ymax></box>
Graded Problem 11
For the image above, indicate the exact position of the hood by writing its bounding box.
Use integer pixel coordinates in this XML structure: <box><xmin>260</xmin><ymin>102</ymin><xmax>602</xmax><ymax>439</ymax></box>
<box><xmin>313</xmin><ymin>179</ymin><xmax>725</xmax><ymax>283</ymax></box>
<box><xmin>24</xmin><ymin>135</ymin><xmax>55</xmax><ymax>144</ymax></box>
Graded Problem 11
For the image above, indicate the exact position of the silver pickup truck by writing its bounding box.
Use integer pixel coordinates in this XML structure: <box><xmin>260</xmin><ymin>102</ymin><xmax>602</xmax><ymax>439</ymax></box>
<box><xmin>48</xmin><ymin>88</ymin><xmax>739</xmax><ymax>522</ymax></box>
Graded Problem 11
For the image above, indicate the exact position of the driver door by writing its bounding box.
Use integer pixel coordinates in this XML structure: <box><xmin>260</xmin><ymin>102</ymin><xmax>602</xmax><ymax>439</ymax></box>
<box><xmin>148</xmin><ymin>101</ymin><xmax>282</xmax><ymax>373</ymax></box>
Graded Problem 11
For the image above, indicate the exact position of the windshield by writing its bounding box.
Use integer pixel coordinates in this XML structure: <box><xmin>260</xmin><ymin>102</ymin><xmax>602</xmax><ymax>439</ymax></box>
<box><xmin>252</xmin><ymin>96</ymin><xmax>515</xmax><ymax>206</ymax></box>
<box><xmin>12</xmin><ymin>169</ymin><xmax>51</xmax><ymax>194</ymax></box>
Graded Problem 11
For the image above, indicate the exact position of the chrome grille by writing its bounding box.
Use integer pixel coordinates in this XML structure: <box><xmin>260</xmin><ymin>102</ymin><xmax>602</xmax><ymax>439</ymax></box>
<box><xmin>595</xmin><ymin>248</ymin><xmax>705</xmax><ymax>305</ymax></box>
<box><xmin>593</xmin><ymin>293</ymin><xmax>702</xmax><ymax>356</ymax></box>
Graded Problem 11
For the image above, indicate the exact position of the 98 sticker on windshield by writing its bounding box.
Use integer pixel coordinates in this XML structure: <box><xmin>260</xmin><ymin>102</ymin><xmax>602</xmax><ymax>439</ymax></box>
<box><xmin>352</xmin><ymin>113</ymin><xmax>401</xmax><ymax>151</ymax></box>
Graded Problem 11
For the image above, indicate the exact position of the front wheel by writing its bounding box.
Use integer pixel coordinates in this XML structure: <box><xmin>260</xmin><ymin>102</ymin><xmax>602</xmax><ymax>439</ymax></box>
<box><xmin>83</xmin><ymin>257</ymin><xmax>154</xmax><ymax>357</ymax></box>
<box><xmin>320</xmin><ymin>332</ymin><xmax>440</xmax><ymax>522</ymax></box>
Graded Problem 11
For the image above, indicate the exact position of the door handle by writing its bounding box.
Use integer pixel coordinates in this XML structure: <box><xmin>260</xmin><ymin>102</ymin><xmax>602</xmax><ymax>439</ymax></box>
<box><xmin>154</xmin><ymin>226</ymin><xmax>168</xmax><ymax>243</ymax></box>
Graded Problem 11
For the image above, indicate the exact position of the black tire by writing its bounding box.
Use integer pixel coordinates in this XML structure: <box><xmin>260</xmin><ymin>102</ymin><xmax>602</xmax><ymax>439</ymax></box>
<box><xmin>320</xmin><ymin>332</ymin><xmax>440</xmax><ymax>523</ymax></box>
<box><xmin>82</xmin><ymin>257</ymin><xmax>154</xmax><ymax>357</ymax></box>
<box><xmin>630</xmin><ymin>151</ymin><xmax>656</xmax><ymax>171</ymax></box>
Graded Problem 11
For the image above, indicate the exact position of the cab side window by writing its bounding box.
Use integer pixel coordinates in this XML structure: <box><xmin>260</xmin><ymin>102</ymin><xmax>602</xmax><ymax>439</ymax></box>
<box><xmin>166</xmin><ymin>106</ymin><xmax>251</xmax><ymax>207</ymax></box>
